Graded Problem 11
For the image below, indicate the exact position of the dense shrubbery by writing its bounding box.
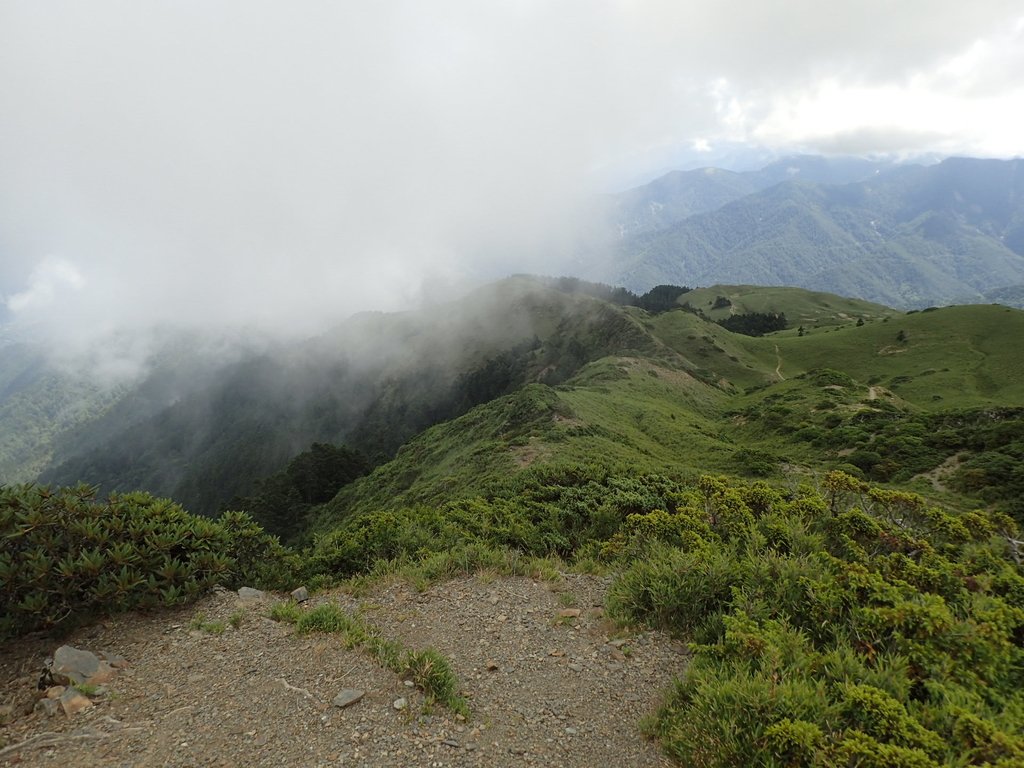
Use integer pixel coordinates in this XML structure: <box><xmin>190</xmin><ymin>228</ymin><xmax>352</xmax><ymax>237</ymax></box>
<box><xmin>932</xmin><ymin>408</ymin><xmax>1024</xmax><ymax>520</ymax></box>
<box><xmin>607</xmin><ymin>471</ymin><xmax>1024</xmax><ymax>767</ymax></box>
<box><xmin>738</xmin><ymin>376</ymin><xmax>1024</xmax><ymax>524</ymax></box>
<box><xmin>717</xmin><ymin>311</ymin><xmax>788</xmax><ymax>336</ymax></box>
<box><xmin>0</xmin><ymin>484</ymin><xmax>298</xmax><ymax>640</ymax></box>
<box><xmin>306</xmin><ymin>464</ymin><xmax>689</xmax><ymax>576</ymax></box>
<box><xmin>304</xmin><ymin>464</ymin><xmax>1024</xmax><ymax>764</ymax></box>
<box><xmin>8</xmin><ymin>456</ymin><xmax>1023</xmax><ymax>767</ymax></box>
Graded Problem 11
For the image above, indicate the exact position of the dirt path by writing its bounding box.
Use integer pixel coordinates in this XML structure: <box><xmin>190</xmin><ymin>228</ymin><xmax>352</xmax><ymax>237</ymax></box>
<box><xmin>915</xmin><ymin>453</ymin><xmax>964</xmax><ymax>493</ymax></box>
<box><xmin>1</xmin><ymin>575</ymin><xmax>684</xmax><ymax>767</ymax></box>
<box><xmin>774</xmin><ymin>345</ymin><xmax>785</xmax><ymax>381</ymax></box>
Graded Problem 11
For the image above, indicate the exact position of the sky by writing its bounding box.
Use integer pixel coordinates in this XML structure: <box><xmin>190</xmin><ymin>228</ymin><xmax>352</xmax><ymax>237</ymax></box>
<box><xmin>1</xmin><ymin>0</ymin><xmax>1022</xmax><ymax>353</ymax></box>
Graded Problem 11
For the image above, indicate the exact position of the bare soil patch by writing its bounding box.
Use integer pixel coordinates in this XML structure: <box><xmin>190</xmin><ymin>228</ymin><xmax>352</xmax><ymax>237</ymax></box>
<box><xmin>2</xmin><ymin>574</ymin><xmax>684</xmax><ymax>767</ymax></box>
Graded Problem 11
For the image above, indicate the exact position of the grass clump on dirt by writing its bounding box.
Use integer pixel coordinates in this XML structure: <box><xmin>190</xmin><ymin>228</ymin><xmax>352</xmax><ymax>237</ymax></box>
<box><xmin>270</xmin><ymin>601</ymin><xmax>469</xmax><ymax>717</ymax></box>
<box><xmin>189</xmin><ymin>613</ymin><xmax>227</xmax><ymax>635</ymax></box>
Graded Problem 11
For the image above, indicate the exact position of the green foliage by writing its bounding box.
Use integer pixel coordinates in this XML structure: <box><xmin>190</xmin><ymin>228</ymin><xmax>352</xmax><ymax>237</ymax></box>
<box><xmin>268</xmin><ymin>600</ymin><xmax>302</xmax><ymax>624</ymax></box>
<box><xmin>226</xmin><ymin>442</ymin><xmax>369</xmax><ymax>542</ymax></box>
<box><xmin>404</xmin><ymin>648</ymin><xmax>469</xmax><ymax>717</ymax></box>
<box><xmin>610</xmin><ymin>473</ymin><xmax>1024</xmax><ymax>767</ymax></box>
<box><xmin>717</xmin><ymin>311</ymin><xmax>788</xmax><ymax>337</ymax></box>
<box><xmin>731</xmin><ymin>447</ymin><xmax>778</xmax><ymax>477</ymax></box>
<box><xmin>0</xmin><ymin>483</ymin><xmax>297</xmax><ymax>640</ymax></box>
<box><xmin>296</xmin><ymin>603</ymin><xmax>356</xmax><ymax>635</ymax></box>
<box><xmin>636</xmin><ymin>285</ymin><xmax>692</xmax><ymax>313</ymax></box>
<box><xmin>307</xmin><ymin>465</ymin><xmax>690</xmax><ymax>577</ymax></box>
<box><xmin>189</xmin><ymin>612</ymin><xmax>227</xmax><ymax>635</ymax></box>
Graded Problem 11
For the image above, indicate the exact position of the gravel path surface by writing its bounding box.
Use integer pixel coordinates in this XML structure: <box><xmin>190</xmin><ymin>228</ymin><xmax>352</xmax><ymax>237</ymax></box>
<box><xmin>1</xmin><ymin>574</ymin><xmax>686</xmax><ymax>767</ymax></box>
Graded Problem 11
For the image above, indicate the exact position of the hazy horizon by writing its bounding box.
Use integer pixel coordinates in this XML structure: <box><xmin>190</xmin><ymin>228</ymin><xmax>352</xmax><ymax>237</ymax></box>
<box><xmin>2</xmin><ymin>1</ymin><xmax>1022</xmax><ymax>357</ymax></box>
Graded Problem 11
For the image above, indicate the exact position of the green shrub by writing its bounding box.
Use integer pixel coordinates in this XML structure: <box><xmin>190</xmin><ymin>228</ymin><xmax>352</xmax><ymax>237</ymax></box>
<box><xmin>762</xmin><ymin>719</ymin><xmax>822</xmax><ymax>767</ymax></box>
<box><xmin>0</xmin><ymin>484</ymin><xmax>296</xmax><ymax>640</ymax></box>
<box><xmin>268</xmin><ymin>600</ymin><xmax>302</xmax><ymax>624</ymax></box>
<box><xmin>612</xmin><ymin>473</ymin><xmax>1024</xmax><ymax>767</ymax></box>
<box><xmin>296</xmin><ymin>603</ymin><xmax>360</xmax><ymax>637</ymax></box>
<box><xmin>189</xmin><ymin>613</ymin><xmax>227</xmax><ymax>635</ymax></box>
<box><xmin>404</xmin><ymin>648</ymin><xmax>468</xmax><ymax>716</ymax></box>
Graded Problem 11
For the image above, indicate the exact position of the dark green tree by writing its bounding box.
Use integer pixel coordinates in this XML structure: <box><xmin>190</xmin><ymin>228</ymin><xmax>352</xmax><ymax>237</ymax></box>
<box><xmin>225</xmin><ymin>443</ymin><xmax>369</xmax><ymax>541</ymax></box>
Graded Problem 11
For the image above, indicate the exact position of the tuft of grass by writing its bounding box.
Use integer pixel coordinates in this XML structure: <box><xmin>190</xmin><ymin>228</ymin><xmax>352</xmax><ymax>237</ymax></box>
<box><xmin>280</xmin><ymin>600</ymin><xmax>470</xmax><ymax>716</ymax></box>
<box><xmin>228</xmin><ymin>610</ymin><xmax>245</xmax><ymax>629</ymax></box>
<box><xmin>268</xmin><ymin>600</ymin><xmax>302</xmax><ymax>624</ymax></box>
<box><xmin>72</xmin><ymin>682</ymin><xmax>101</xmax><ymax>696</ymax></box>
<box><xmin>296</xmin><ymin>604</ymin><xmax>358</xmax><ymax>636</ymax></box>
<box><xmin>189</xmin><ymin>613</ymin><xmax>226</xmax><ymax>635</ymax></box>
<box><xmin>530</xmin><ymin>556</ymin><xmax>564</xmax><ymax>583</ymax></box>
<box><xmin>366</xmin><ymin>635</ymin><xmax>405</xmax><ymax>671</ymax></box>
<box><xmin>556</xmin><ymin>591</ymin><xmax>578</xmax><ymax>608</ymax></box>
<box><xmin>404</xmin><ymin>648</ymin><xmax>469</xmax><ymax>718</ymax></box>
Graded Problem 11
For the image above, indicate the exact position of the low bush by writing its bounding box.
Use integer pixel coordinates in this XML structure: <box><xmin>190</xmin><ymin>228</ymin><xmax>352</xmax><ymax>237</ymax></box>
<box><xmin>610</xmin><ymin>473</ymin><xmax>1024</xmax><ymax>766</ymax></box>
<box><xmin>0</xmin><ymin>483</ymin><xmax>297</xmax><ymax>640</ymax></box>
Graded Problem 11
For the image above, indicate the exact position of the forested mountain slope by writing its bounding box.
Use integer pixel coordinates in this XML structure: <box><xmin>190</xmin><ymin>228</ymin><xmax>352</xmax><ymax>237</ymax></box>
<box><xmin>38</xmin><ymin>278</ymin><xmax>656</xmax><ymax>515</ymax></box>
<box><xmin>6</xmin><ymin>277</ymin><xmax>1022</xmax><ymax>535</ymax></box>
<box><xmin>602</xmin><ymin>157</ymin><xmax>1024</xmax><ymax>308</ymax></box>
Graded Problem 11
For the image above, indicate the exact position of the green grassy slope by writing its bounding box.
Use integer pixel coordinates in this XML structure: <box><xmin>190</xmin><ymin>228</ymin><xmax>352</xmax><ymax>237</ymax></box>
<box><xmin>308</xmin><ymin>294</ymin><xmax>1024</xmax><ymax>537</ymax></box>
<box><xmin>676</xmin><ymin>284</ymin><xmax>897</xmax><ymax>326</ymax></box>
<box><xmin>769</xmin><ymin>304</ymin><xmax>1024</xmax><ymax>408</ymax></box>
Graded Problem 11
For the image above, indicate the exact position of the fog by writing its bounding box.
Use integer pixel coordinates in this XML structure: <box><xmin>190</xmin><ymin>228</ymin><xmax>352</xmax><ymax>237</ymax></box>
<box><xmin>2</xmin><ymin>1</ymin><xmax>1022</xmax><ymax>355</ymax></box>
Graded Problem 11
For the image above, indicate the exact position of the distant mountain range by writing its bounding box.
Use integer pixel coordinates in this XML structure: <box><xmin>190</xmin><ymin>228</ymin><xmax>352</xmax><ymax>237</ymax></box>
<box><xmin>587</xmin><ymin>156</ymin><xmax>1024</xmax><ymax>308</ymax></box>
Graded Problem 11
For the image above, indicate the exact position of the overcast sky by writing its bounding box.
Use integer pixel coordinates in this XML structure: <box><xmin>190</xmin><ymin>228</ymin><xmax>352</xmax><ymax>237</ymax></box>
<box><xmin>1</xmin><ymin>1</ymin><xmax>1022</xmax><ymax>349</ymax></box>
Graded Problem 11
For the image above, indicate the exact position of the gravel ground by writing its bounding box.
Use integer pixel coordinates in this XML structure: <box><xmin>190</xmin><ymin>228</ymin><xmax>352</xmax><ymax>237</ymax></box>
<box><xmin>1</xmin><ymin>573</ymin><xmax>686</xmax><ymax>767</ymax></box>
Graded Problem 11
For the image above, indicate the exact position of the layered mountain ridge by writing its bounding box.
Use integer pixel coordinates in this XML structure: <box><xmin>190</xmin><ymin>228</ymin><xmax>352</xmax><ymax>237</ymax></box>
<box><xmin>591</xmin><ymin>156</ymin><xmax>1024</xmax><ymax>308</ymax></box>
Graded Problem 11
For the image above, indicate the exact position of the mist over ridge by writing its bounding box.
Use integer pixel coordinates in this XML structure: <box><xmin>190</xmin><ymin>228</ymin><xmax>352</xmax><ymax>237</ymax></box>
<box><xmin>2</xmin><ymin>1</ymin><xmax>1023</xmax><ymax>365</ymax></box>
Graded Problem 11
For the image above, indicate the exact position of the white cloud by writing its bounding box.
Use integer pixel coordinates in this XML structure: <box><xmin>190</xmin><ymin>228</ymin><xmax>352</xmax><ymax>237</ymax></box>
<box><xmin>7</xmin><ymin>258</ymin><xmax>85</xmax><ymax>314</ymax></box>
<box><xmin>0</xmin><ymin>1</ymin><xmax>1021</xmax><ymax>350</ymax></box>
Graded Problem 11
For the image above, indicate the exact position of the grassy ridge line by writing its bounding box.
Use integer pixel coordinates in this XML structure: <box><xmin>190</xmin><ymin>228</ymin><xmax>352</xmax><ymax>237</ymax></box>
<box><xmin>769</xmin><ymin>305</ymin><xmax>1024</xmax><ymax>408</ymax></box>
<box><xmin>646</xmin><ymin>303</ymin><xmax>1024</xmax><ymax>408</ymax></box>
<box><xmin>311</xmin><ymin>302</ymin><xmax>1024</xmax><ymax>535</ymax></box>
<box><xmin>306</xmin><ymin>362</ymin><xmax>738</xmax><ymax>536</ymax></box>
<box><xmin>677</xmin><ymin>284</ymin><xmax>898</xmax><ymax>326</ymax></box>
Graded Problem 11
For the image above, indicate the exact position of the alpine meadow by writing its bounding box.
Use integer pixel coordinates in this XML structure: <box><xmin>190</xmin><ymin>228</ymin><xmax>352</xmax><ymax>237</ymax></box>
<box><xmin>3</xmin><ymin>3</ymin><xmax>1024</xmax><ymax>765</ymax></box>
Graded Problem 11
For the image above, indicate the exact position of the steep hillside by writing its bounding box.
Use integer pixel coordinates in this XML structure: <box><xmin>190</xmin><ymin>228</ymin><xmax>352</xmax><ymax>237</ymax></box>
<box><xmin>0</xmin><ymin>345</ymin><xmax>124</xmax><ymax>483</ymax></box>
<box><xmin>39</xmin><ymin>278</ymin><xmax>656</xmax><ymax>516</ymax></box>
